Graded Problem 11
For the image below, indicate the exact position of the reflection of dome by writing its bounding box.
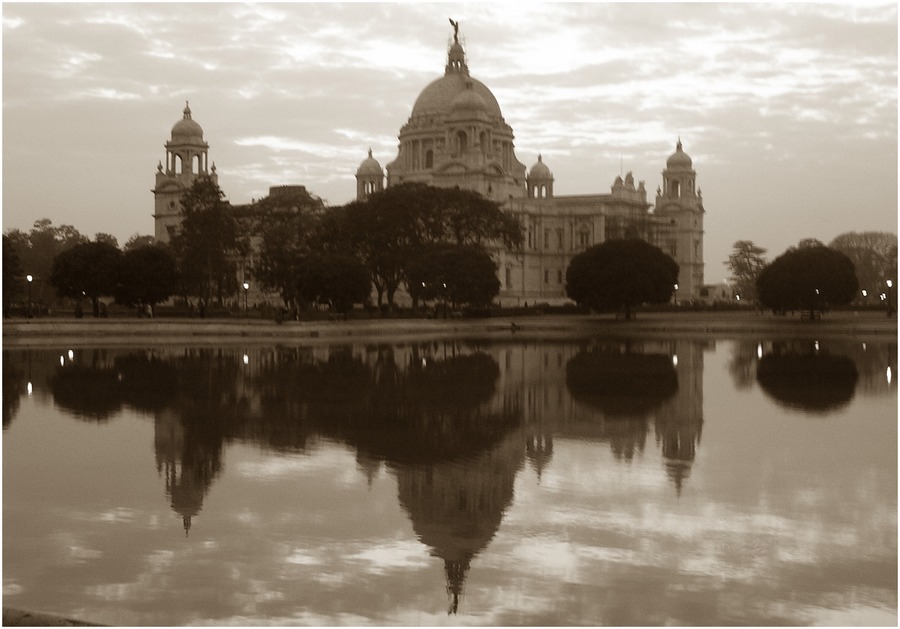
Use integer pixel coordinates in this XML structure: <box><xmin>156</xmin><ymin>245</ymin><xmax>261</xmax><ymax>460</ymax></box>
<box><xmin>171</xmin><ymin>102</ymin><xmax>204</xmax><ymax>141</ymax></box>
<box><xmin>411</xmin><ymin>73</ymin><xmax>503</xmax><ymax>119</ymax></box>
<box><xmin>394</xmin><ymin>432</ymin><xmax>524</xmax><ymax>614</ymax></box>
<box><xmin>529</xmin><ymin>154</ymin><xmax>552</xmax><ymax>179</ymax></box>
<box><xmin>356</xmin><ymin>148</ymin><xmax>383</xmax><ymax>176</ymax></box>
<box><xmin>666</xmin><ymin>138</ymin><xmax>692</xmax><ymax>169</ymax></box>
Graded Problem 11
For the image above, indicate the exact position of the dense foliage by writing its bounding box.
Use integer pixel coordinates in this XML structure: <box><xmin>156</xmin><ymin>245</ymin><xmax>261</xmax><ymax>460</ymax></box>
<box><xmin>170</xmin><ymin>176</ymin><xmax>247</xmax><ymax>305</ymax></box>
<box><xmin>724</xmin><ymin>240</ymin><xmax>767</xmax><ymax>302</ymax></box>
<box><xmin>114</xmin><ymin>244</ymin><xmax>179</xmax><ymax>308</ymax></box>
<box><xmin>756</xmin><ymin>244</ymin><xmax>858</xmax><ymax>315</ymax></box>
<box><xmin>566</xmin><ymin>239</ymin><xmax>679</xmax><ymax>319</ymax></box>
<box><xmin>49</xmin><ymin>240</ymin><xmax>123</xmax><ymax>316</ymax></box>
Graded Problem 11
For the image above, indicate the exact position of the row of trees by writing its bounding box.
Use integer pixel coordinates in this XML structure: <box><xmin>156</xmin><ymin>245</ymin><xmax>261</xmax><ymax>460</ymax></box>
<box><xmin>726</xmin><ymin>232</ymin><xmax>897</xmax><ymax>305</ymax></box>
<box><xmin>4</xmin><ymin>179</ymin><xmax>523</xmax><ymax>316</ymax></box>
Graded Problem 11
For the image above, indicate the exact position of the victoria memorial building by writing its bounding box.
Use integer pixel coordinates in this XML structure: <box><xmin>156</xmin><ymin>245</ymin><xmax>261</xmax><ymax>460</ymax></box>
<box><xmin>153</xmin><ymin>24</ymin><xmax>705</xmax><ymax>305</ymax></box>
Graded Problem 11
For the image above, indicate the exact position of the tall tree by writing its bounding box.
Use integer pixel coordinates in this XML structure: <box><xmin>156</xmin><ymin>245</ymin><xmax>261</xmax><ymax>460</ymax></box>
<box><xmin>251</xmin><ymin>187</ymin><xmax>325</xmax><ymax>307</ymax></box>
<box><xmin>406</xmin><ymin>243</ymin><xmax>500</xmax><ymax>309</ymax></box>
<box><xmin>124</xmin><ymin>234</ymin><xmax>156</xmax><ymax>252</ymax></box>
<box><xmin>566</xmin><ymin>239</ymin><xmax>679</xmax><ymax>319</ymax></box>
<box><xmin>170</xmin><ymin>176</ymin><xmax>245</xmax><ymax>306</ymax></box>
<box><xmin>115</xmin><ymin>245</ymin><xmax>179</xmax><ymax>311</ymax></box>
<box><xmin>334</xmin><ymin>183</ymin><xmax>523</xmax><ymax>308</ymax></box>
<box><xmin>296</xmin><ymin>253</ymin><xmax>371</xmax><ymax>313</ymax></box>
<box><xmin>4</xmin><ymin>219</ymin><xmax>88</xmax><ymax>305</ymax></box>
<box><xmin>828</xmin><ymin>231</ymin><xmax>898</xmax><ymax>297</ymax></box>
<box><xmin>94</xmin><ymin>233</ymin><xmax>119</xmax><ymax>248</ymax></box>
<box><xmin>3</xmin><ymin>235</ymin><xmax>23</xmax><ymax>316</ymax></box>
<box><xmin>724</xmin><ymin>240</ymin><xmax>767</xmax><ymax>302</ymax></box>
<box><xmin>49</xmin><ymin>240</ymin><xmax>123</xmax><ymax>317</ymax></box>
<box><xmin>756</xmin><ymin>244</ymin><xmax>858</xmax><ymax>317</ymax></box>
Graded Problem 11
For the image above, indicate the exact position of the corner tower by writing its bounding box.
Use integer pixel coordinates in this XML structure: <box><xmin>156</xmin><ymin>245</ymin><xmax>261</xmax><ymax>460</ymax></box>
<box><xmin>384</xmin><ymin>22</ymin><xmax>527</xmax><ymax>202</ymax></box>
<box><xmin>152</xmin><ymin>102</ymin><xmax>217</xmax><ymax>244</ymax></box>
<box><xmin>356</xmin><ymin>148</ymin><xmax>384</xmax><ymax>200</ymax></box>
<box><xmin>654</xmin><ymin>139</ymin><xmax>704</xmax><ymax>298</ymax></box>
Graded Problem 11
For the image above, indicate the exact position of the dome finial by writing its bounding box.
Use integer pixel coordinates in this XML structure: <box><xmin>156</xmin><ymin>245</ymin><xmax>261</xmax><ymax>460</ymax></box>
<box><xmin>449</xmin><ymin>18</ymin><xmax>459</xmax><ymax>44</ymax></box>
<box><xmin>676</xmin><ymin>136</ymin><xmax>682</xmax><ymax>151</ymax></box>
<box><xmin>184</xmin><ymin>101</ymin><xmax>191</xmax><ymax>118</ymax></box>
<box><xmin>368</xmin><ymin>147</ymin><xmax>373</xmax><ymax>157</ymax></box>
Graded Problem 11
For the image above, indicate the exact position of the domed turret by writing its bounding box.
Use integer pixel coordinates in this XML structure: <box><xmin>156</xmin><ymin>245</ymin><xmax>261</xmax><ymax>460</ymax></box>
<box><xmin>356</xmin><ymin>148</ymin><xmax>383</xmax><ymax>176</ymax></box>
<box><xmin>666</xmin><ymin>138</ymin><xmax>693</xmax><ymax>169</ymax></box>
<box><xmin>356</xmin><ymin>148</ymin><xmax>384</xmax><ymax>200</ymax></box>
<box><xmin>171</xmin><ymin>102</ymin><xmax>204</xmax><ymax>142</ymax></box>
<box><xmin>527</xmin><ymin>154</ymin><xmax>553</xmax><ymax>198</ymax></box>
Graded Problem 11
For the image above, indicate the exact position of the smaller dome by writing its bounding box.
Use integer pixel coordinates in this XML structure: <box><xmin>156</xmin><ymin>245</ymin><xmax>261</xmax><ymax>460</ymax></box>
<box><xmin>171</xmin><ymin>102</ymin><xmax>204</xmax><ymax>141</ymax></box>
<box><xmin>667</xmin><ymin>138</ymin><xmax>692</xmax><ymax>169</ymax></box>
<box><xmin>529</xmin><ymin>154</ymin><xmax>552</xmax><ymax>179</ymax></box>
<box><xmin>449</xmin><ymin>82</ymin><xmax>488</xmax><ymax>115</ymax></box>
<box><xmin>357</xmin><ymin>148</ymin><xmax>383</xmax><ymax>176</ymax></box>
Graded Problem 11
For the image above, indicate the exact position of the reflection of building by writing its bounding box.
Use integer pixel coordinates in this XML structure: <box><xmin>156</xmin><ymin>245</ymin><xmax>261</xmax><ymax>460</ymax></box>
<box><xmin>152</xmin><ymin>23</ymin><xmax>706</xmax><ymax>303</ymax></box>
<box><xmin>393</xmin><ymin>431</ymin><xmax>525</xmax><ymax>614</ymax></box>
<box><xmin>491</xmin><ymin>339</ymin><xmax>706</xmax><ymax>494</ymax></box>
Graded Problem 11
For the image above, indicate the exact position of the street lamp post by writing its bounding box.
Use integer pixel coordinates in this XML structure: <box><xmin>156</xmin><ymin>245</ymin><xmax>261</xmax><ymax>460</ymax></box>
<box><xmin>887</xmin><ymin>280</ymin><xmax>893</xmax><ymax>317</ymax></box>
<box><xmin>673</xmin><ymin>283</ymin><xmax>678</xmax><ymax>306</ymax></box>
<box><xmin>26</xmin><ymin>274</ymin><xmax>33</xmax><ymax>318</ymax></box>
<box><xmin>242</xmin><ymin>282</ymin><xmax>250</xmax><ymax>314</ymax></box>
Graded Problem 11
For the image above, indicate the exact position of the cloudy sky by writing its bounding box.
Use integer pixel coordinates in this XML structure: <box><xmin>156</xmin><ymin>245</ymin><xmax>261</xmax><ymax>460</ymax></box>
<box><xmin>2</xmin><ymin>2</ymin><xmax>897</xmax><ymax>272</ymax></box>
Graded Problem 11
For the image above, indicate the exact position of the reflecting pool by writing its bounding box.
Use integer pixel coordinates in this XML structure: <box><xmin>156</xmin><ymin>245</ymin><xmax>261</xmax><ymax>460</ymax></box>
<box><xmin>3</xmin><ymin>337</ymin><xmax>897</xmax><ymax>625</ymax></box>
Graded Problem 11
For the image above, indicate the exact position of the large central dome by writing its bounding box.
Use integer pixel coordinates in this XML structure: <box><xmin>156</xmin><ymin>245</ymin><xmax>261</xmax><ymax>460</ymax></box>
<box><xmin>411</xmin><ymin>73</ymin><xmax>503</xmax><ymax>119</ymax></box>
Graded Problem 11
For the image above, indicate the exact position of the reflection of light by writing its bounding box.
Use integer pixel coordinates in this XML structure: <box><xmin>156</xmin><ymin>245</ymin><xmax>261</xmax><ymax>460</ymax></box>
<box><xmin>862</xmin><ymin>343</ymin><xmax>867</xmax><ymax>351</ymax></box>
<box><xmin>67</xmin><ymin>350</ymin><xmax>74</xmax><ymax>361</ymax></box>
<box><xmin>862</xmin><ymin>290</ymin><xmax>867</xmax><ymax>297</ymax></box>
<box><xmin>672</xmin><ymin>354</ymin><xmax>678</xmax><ymax>367</ymax></box>
<box><xmin>421</xmin><ymin>357</ymin><xmax>427</xmax><ymax>367</ymax></box>
<box><xmin>887</xmin><ymin>366</ymin><xmax>892</xmax><ymax>385</ymax></box>
<box><xmin>814</xmin><ymin>341</ymin><xmax>819</xmax><ymax>352</ymax></box>
<box><xmin>757</xmin><ymin>343</ymin><xmax>763</xmax><ymax>359</ymax></box>
<box><xmin>59</xmin><ymin>356</ymin><xmax>65</xmax><ymax>366</ymax></box>
<box><xmin>26</xmin><ymin>382</ymin><xmax>33</xmax><ymax>396</ymax></box>
<box><xmin>242</xmin><ymin>354</ymin><xmax>250</xmax><ymax>365</ymax></box>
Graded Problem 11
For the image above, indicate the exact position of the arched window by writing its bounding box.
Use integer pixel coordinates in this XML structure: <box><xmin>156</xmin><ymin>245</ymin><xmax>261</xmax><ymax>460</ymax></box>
<box><xmin>425</xmin><ymin>150</ymin><xmax>433</xmax><ymax>169</ymax></box>
<box><xmin>457</xmin><ymin>130</ymin><xmax>468</xmax><ymax>154</ymax></box>
<box><xmin>174</xmin><ymin>155</ymin><xmax>183</xmax><ymax>174</ymax></box>
<box><xmin>671</xmin><ymin>180</ymin><xmax>681</xmax><ymax>197</ymax></box>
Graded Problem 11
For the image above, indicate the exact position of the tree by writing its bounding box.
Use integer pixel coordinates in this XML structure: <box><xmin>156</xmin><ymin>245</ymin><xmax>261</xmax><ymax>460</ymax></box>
<box><xmin>3</xmin><ymin>235</ymin><xmax>23</xmax><ymax>316</ymax></box>
<box><xmin>170</xmin><ymin>176</ymin><xmax>245</xmax><ymax>305</ymax></box>
<box><xmin>756</xmin><ymin>244</ymin><xmax>858</xmax><ymax>317</ymax></box>
<box><xmin>724</xmin><ymin>240</ymin><xmax>767</xmax><ymax>302</ymax></box>
<box><xmin>49</xmin><ymin>240</ymin><xmax>123</xmax><ymax>317</ymax></box>
<box><xmin>251</xmin><ymin>187</ymin><xmax>325</xmax><ymax>307</ymax></box>
<box><xmin>124</xmin><ymin>234</ymin><xmax>156</xmax><ymax>252</ymax></box>
<box><xmin>115</xmin><ymin>245</ymin><xmax>179</xmax><ymax>311</ymax></box>
<box><xmin>94</xmin><ymin>233</ymin><xmax>119</xmax><ymax>248</ymax></box>
<box><xmin>566</xmin><ymin>239</ymin><xmax>679</xmax><ymax>319</ymax></box>
<box><xmin>4</xmin><ymin>219</ymin><xmax>88</xmax><ymax>305</ymax></box>
<box><xmin>296</xmin><ymin>253</ymin><xmax>371</xmax><ymax>313</ymax></box>
<box><xmin>828</xmin><ymin>231</ymin><xmax>898</xmax><ymax>299</ymax></box>
<box><xmin>334</xmin><ymin>183</ymin><xmax>523</xmax><ymax>308</ymax></box>
<box><xmin>406</xmin><ymin>243</ymin><xmax>500</xmax><ymax>309</ymax></box>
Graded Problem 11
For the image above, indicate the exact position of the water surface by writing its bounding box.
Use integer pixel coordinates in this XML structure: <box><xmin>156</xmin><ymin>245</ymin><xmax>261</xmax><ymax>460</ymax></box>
<box><xmin>3</xmin><ymin>337</ymin><xmax>896</xmax><ymax>625</ymax></box>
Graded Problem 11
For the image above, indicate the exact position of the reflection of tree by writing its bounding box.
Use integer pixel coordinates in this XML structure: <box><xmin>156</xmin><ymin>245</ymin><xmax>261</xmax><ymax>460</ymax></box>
<box><xmin>566</xmin><ymin>348</ymin><xmax>678</xmax><ymax>418</ymax></box>
<box><xmin>757</xmin><ymin>343</ymin><xmax>858</xmax><ymax>414</ymax></box>
<box><xmin>728</xmin><ymin>341</ymin><xmax>759</xmax><ymax>389</ymax></box>
<box><xmin>565</xmin><ymin>347</ymin><xmax>678</xmax><ymax>461</ymax></box>
<box><xmin>3</xmin><ymin>351</ymin><xmax>25</xmax><ymax>428</ymax></box>
<box><xmin>49</xmin><ymin>355</ymin><xmax>122</xmax><ymax>422</ymax></box>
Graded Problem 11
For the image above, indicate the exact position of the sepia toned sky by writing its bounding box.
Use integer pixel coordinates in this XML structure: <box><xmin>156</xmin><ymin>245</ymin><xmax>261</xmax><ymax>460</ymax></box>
<box><xmin>2</xmin><ymin>2</ymin><xmax>897</xmax><ymax>272</ymax></box>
